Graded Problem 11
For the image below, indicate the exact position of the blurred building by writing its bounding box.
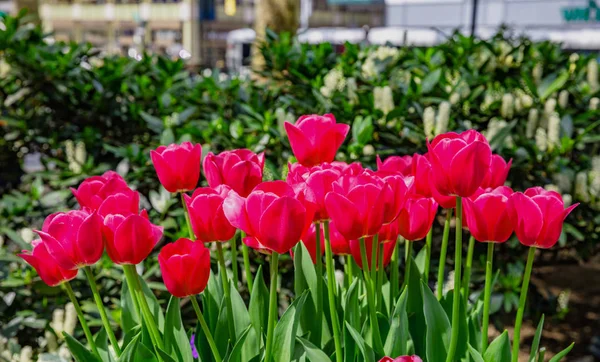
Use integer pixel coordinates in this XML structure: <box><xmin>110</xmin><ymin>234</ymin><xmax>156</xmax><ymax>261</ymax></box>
<box><xmin>37</xmin><ymin>0</ymin><xmax>384</xmax><ymax>66</ymax></box>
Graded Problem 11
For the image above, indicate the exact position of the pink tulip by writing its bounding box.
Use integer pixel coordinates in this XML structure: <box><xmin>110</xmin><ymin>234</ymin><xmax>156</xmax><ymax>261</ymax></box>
<box><xmin>19</xmin><ymin>239</ymin><xmax>78</xmax><ymax>287</ymax></box>
<box><xmin>70</xmin><ymin>171</ymin><xmax>134</xmax><ymax>211</ymax></box>
<box><xmin>397</xmin><ymin>196</ymin><xmax>438</xmax><ymax>241</ymax></box>
<box><xmin>287</xmin><ymin>163</ymin><xmax>343</xmax><ymax>221</ymax></box>
<box><xmin>382</xmin><ymin>174</ymin><xmax>414</xmax><ymax>224</ymax></box>
<box><xmin>463</xmin><ymin>186</ymin><xmax>514</xmax><ymax>243</ymax></box>
<box><xmin>481</xmin><ymin>154</ymin><xmax>512</xmax><ymax>189</ymax></box>
<box><xmin>378</xmin><ymin>221</ymin><xmax>400</xmax><ymax>243</ymax></box>
<box><xmin>158</xmin><ymin>238</ymin><xmax>211</xmax><ymax>298</ymax></box>
<box><xmin>203</xmin><ymin>149</ymin><xmax>265</xmax><ymax>197</ymax></box>
<box><xmin>295</xmin><ymin>221</ymin><xmax>351</xmax><ymax>262</ymax></box>
<box><xmin>349</xmin><ymin>236</ymin><xmax>395</xmax><ymax>270</ymax></box>
<box><xmin>410</xmin><ymin>153</ymin><xmax>433</xmax><ymax>197</ymax></box>
<box><xmin>35</xmin><ymin>210</ymin><xmax>104</xmax><ymax>270</ymax></box>
<box><xmin>509</xmin><ymin>187</ymin><xmax>578</xmax><ymax>248</ymax></box>
<box><xmin>223</xmin><ymin>181</ymin><xmax>313</xmax><ymax>254</ymax></box>
<box><xmin>151</xmin><ymin>142</ymin><xmax>202</xmax><ymax>193</ymax></box>
<box><xmin>376</xmin><ymin>155</ymin><xmax>413</xmax><ymax>177</ymax></box>
<box><xmin>379</xmin><ymin>356</ymin><xmax>423</xmax><ymax>362</ymax></box>
<box><xmin>284</xmin><ymin>114</ymin><xmax>350</xmax><ymax>167</ymax></box>
<box><xmin>427</xmin><ymin>130</ymin><xmax>492</xmax><ymax>197</ymax></box>
<box><xmin>184</xmin><ymin>185</ymin><xmax>237</xmax><ymax>242</ymax></box>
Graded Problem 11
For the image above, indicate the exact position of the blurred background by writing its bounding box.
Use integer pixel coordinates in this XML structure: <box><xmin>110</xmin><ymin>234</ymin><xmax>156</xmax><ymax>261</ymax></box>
<box><xmin>1</xmin><ymin>0</ymin><xmax>600</xmax><ymax>361</ymax></box>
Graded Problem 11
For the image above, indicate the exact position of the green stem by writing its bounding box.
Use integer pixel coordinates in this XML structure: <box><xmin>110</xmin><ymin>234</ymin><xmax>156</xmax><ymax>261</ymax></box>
<box><xmin>481</xmin><ymin>242</ymin><xmax>494</xmax><ymax>353</ymax></box>
<box><xmin>370</xmin><ymin>234</ymin><xmax>379</xmax><ymax>286</ymax></box>
<box><xmin>511</xmin><ymin>247</ymin><xmax>536</xmax><ymax>362</ymax></box>
<box><xmin>446</xmin><ymin>196</ymin><xmax>462</xmax><ymax>362</ymax></box>
<box><xmin>122</xmin><ymin>266</ymin><xmax>142</xmax><ymax>321</ymax></box>
<box><xmin>403</xmin><ymin>240</ymin><xmax>413</xmax><ymax>289</ymax></box>
<box><xmin>264</xmin><ymin>252</ymin><xmax>280</xmax><ymax>362</ymax></box>
<box><xmin>377</xmin><ymin>244</ymin><xmax>384</xmax><ymax>312</ymax></box>
<box><xmin>313</xmin><ymin>222</ymin><xmax>323</xmax><ymax>346</ymax></box>
<box><xmin>241</xmin><ymin>232</ymin><xmax>254</xmax><ymax>291</ymax></box>
<box><xmin>359</xmin><ymin>237</ymin><xmax>383</xmax><ymax>354</ymax></box>
<box><xmin>437</xmin><ymin>208</ymin><xmax>453</xmax><ymax>300</ymax></box>
<box><xmin>424</xmin><ymin>228</ymin><xmax>433</xmax><ymax>281</ymax></box>
<box><xmin>324</xmin><ymin>222</ymin><xmax>343</xmax><ymax>362</ymax></box>
<box><xmin>83</xmin><ymin>267</ymin><xmax>122</xmax><ymax>356</ymax></box>
<box><xmin>230</xmin><ymin>235</ymin><xmax>239</xmax><ymax>287</ymax></box>
<box><xmin>390</xmin><ymin>239</ymin><xmax>399</xmax><ymax>304</ymax></box>
<box><xmin>215</xmin><ymin>243</ymin><xmax>236</xmax><ymax>342</ymax></box>
<box><xmin>62</xmin><ymin>282</ymin><xmax>101</xmax><ymax>359</ymax></box>
<box><xmin>190</xmin><ymin>296</ymin><xmax>222</xmax><ymax>362</ymax></box>
<box><xmin>463</xmin><ymin>235</ymin><xmax>476</xmax><ymax>305</ymax></box>
<box><xmin>180</xmin><ymin>192</ymin><xmax>194</xmax><ymax>240</ymax></box>
<box><xmin>346</xmin><ymin>255</ymin><xmax>354</xmax><ymax>287</ymax></box>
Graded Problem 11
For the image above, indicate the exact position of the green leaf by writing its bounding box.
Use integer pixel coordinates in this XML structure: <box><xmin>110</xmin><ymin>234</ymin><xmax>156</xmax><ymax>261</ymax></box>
<box><xmin>163</xmin><ymin>296</ymin><xmax>194</xmax><ymax>362</ymax></box>
<box><xmin>421</xmin><ymin>68</ymin><xmax>442</xmax><ymax>94</ymax></box>
<box><xmin>272</xmin><ymin>292</ymin><xmax>308</xmax><ymax>362</ymax></box>
<box><xmin>483</xmin><ymin>330</ymin><xmax>511</xmax><ymax>362</ymax></box>
<box><xmin>249</xmin><ymin>265</ymin><xmax>269</xmax><ymax>343</ymax></box>
<box><xmin>344</xmin><ymin>321</ymin><xmax>375</xmax><ymax>362</ymax></box>
<box><xmin>538</xmin><ymin>72</ymin><xmax>569</xmax><ymax>101</ymax></box>
<box><xmin>137</xmin><ymin>275</ymin><xmax>165</xmax><ymax>333</ymax></box>
<box><xmin>224</xmin><ymin>325</ymin><xmax>253</xmax><ymax>362</ymax></box>
<box><xmin>297</xmin><ymin>336</ymin><xmax>332</xmax><ymax>362</ymax></box>
<box><xmin>294</xmin><ymin>242</ymin><xmax>319</xmax><ymax>343</ymax></box>
<box><xmin>95</xmin><ymin>328</ymin><xmax>115</xmax><ymax>362</ymax></box>
<box><xmin>119</xmin><ymin>334</ymin><xmax>141</xmax><ymax>362</ymax></box>
<box><xmin>528</xmin><ymin>315</ymin><xmax>545</xmax><ymax>362</ymax></box>
<box><xmin>229</xmin><ymin>282</ymin><xmax>259</xmax><ymax>360</ymax></box>
<box><xmin>204</xmin><ymin>270</ymin><xmax>224</xmax><ymax>330</ymax></box>
<box><xmin>406</xmin><ymin>257</ymin><xmax>426</xmax><ymax>357</ymax></box>
<box><xmin>421</xmin><ymin>280</ymin><xmax>451</xmax><ymax>362</ymax></box>
<box><xmin>351</xmin><ymin>116</ymin><xmax>374</xmax><ymax>146</ymax></box>
<box><xmin>140</xmin><ymin>111</ymin><xmax>164</xmax><ymax>133</ymax></box>
<box><xmin>384</xmin><ymin>288</ymin><xmax>409</xmax><ymax>357</ymax></box>
<box><xmin>414</xmin><ymin>246</ymin><xmax>427</xmax><ymax>275</ymax></box>
<box><xmin>156</xmin><ymin>348</ymin><xmax>177</xmax><ymax>362</ymax></box>
<box><xmin>63</xmin><ymin>332</ymin><xmax>101</xmax><ymax>362</ymax></box>
<box><xmin>548</xmin><ymin>342</ymin><xmax>574</xmax><ymax>362</ymax></box>
<box><xmin>468</xmin><ymin>344</ymin><xmax>485</xmax><ymax>362</ymax></box>
<box><xmin>133</xmin><ymin>340</ymin><xmax>159</xmax><ymax>362</ymax></box>
<box><xmin>214</xmin><ymin>298</ymin><xmax>232</xmax><ymax>356</ymax></box>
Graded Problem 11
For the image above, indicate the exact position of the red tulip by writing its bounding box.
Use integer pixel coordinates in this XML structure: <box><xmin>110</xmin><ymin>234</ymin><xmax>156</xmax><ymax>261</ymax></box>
<box><xmin>295</xmin><ymin>221</ymin><xmax>351</xmax><ymax>261</ymax></box>
<box><xmin>96</xmin><ymin>191</ymin><xmax>140</xmax><ymax>218</ymax></box>
<box><xmin>349</xmin><ymin>236</ymin><xmax>395</xmax><ymax>270</ymax></box>
<box><xmin>382</xmin><ymin>174</ymin><xmax>414</xmax><ymax>224</ymax></box>
<box><xmin>481</xmin><ymin>154</ymin><xmax>512</xmax><ymax>189</ymax></box>
<box><xmin>463</xmin><ymin>186</ymin><xmax>514</xmax><ymax>243</ymax></box>
<box><xmin>184</xmin><ymin>185</ymin><xmax>237</xmax><ymax>242</ymax></box>
<box><xmin>376</xmin><ymin>155</ymin><xmax>413</xmax><ymax>177</ymax></box>
<box><xmin>431</xmin><ymin>179</ymin><xmax>457</xmax><ymax>209</ymax></box>
<box><xmin>410</xmin><ymin>153</ymin><xmax>433</xmax><ymax>197</ymax></box>
<box><xmin>203</xmin><ymin>149</ymin><xmax>265</xmax><ymax>197</ymax></box>
<box><xmin>379</xmin><ymin>356</ymin><xmax>423</xmax><ymax>362</ymax></box>
<box><xmin>70</xmin><ymin>171</ymin><xmax>134</xmax><ymax>211</ymax></box>
<box><xmin>223</xmin><ymin>181</ymin><xmax>313</xmax><ymax>254</ymax></box>
<box><xmin>35</xmin><ymin>210</ymin><xmax>104</xmax><ymax>270</ymax></box>
<box><xmin>325</xmin><ymin>173</ymin><xmax>387</xmax><ymax>241</ymax></box>
<box><xmin>427</xmin><ymin>130</ymin><xmax>492</xmax><ymax>197</ymax></box>
<box><xmin>287</xmin><ymin>163</ymin><xmax>343</xmax><ymax>221</ymax></box>
<box><xmin>158</xmin><ymin>238</ymin><xmax>211</xmax><ymax>298</ymax></box>
<box><xmin>103</xmin><ymin>210</ymin><xmax>163</xmax><ymax>264</ymax></box>
<box><xmin>378</xmin><ymin>221</ymin><xmax>400</xmax><ymax>244</ymax></box>
<box><xmin>18</xmin><ymin>239</ymin><xmax>78</xmax><ymax>287</ymax></box>
<box><xmin>151</xmin><ymin>142</ymin><xmax>202</xmax><ymax>193</ymax></box>
<box><xmin>397</xmin><ymin>196</ymin><xmax>438</xmax><ymax>241</ymax></box>
<box><xmin>509</xmin><ymin>187</ymin><xmax>578</xmax><ymax>248</ymax></box>
<box><xmin>284</xmin><ymin>114</ymin><xmax>350</xmax><ymax>167</ymax></box>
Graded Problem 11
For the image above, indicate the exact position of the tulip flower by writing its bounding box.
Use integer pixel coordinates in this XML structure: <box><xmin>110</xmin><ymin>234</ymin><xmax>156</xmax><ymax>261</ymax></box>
<box><xmin>203</xmin><ymin>149</ymin><xmax>265</xmax><ymax>197</ymax></box>
<box><xmin>158</xmin><ymin>238</ymin><xmax>211</xmax><ymax>298</ymax></box>
<box><xmin>223</xmin><ymin>181</ymin><xmax>313</xmax><ymax>254</ymax></box>
<box><xmin>410</xmin><ymin>153</ymin><xmax>433</xmax><ymax>197</ymax></box>
<box><xmin>427</xmin><ymin>130</ymin><xmax>492</xmax><ymax>197</ymax></box>
<box><xmin>463</xmin><ymin>186</ymin><xmax>514</xmax><ymax>243</ymax></box>
<box><xmin>150</xmin><ymin>142</ymin><xmax>202</xmax><ymax>193</ymax></box>
<box><xmin>397</xmin><ymin>196</ymin><xmax>438</xmax><ymax>242</ymax></box>
<box><xmin>328</xmin><ymin>221</ymin><xmax>351</xmax><ymax>255</ymax></box>
<box><xmin>349</xmin><ymin>236</ymin><xmax>395</xmax><ymax>270</ymax></box>
<box><xmin>481</xmin><ymin>154</ymin><xmax>512</xmax><ymax>189</ymax></box>
<box><xmin>287</xmin><ymin>163</ymin><xmax>343</xmax><ymax>221</ymax></box>
<box><xmin>35</xmin><ymin>210</ymin><xmax>104</xmax><ymax>270</ymax></box>
<box><xmin>70</xmin><ymin>171</ymin><xmax>134</xmax><ymax>211</ymax></box>
<box><xmin>284</xmin><ymin>113</ymin><xmax>350</xmax><ymax>167</ymax></box>
<box><xmin>294</xmin><ymin>221</ymin><xmax>350</xmax><ymax>260</ymax></box>
<box><xmin>382</xmin><ymin>174</ymin><xmax>414</xmax><ymax>224</ymax></box>
<box><xmin>184</xmin><ymin>185</ymin><xmax>237</xmax><ymax>242</ymax></box>
<box><xmin>379</xmin><ymin>356</ymin><xmax>423</xmax><ymax>362</ymax></box>
<box><xmin>378</xmin><ymin>221</ymin><xmax>400</xmax><ymax>244</ymax></box>
<box><xmin>18</xmin><ymin>239</ymin><xmax>78</xmax><ymax>286</ymax></box>
<box><xmin>376</xmin><ymin>155</ymin><xmax>413</xmax><ymax>177</ymax></box>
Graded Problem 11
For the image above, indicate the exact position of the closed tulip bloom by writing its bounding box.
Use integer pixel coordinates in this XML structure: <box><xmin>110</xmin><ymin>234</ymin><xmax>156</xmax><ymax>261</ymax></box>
<box><xmin>203</xmin><ymin>149</ymin><xmax>265</xmax><ymax>197</ymax></box>
<box><xmin>509</xmin><ymin>187</ymin><xmax>578</xmax><ymax>248</ymax></box>
<box><xmin>481</xmin><ymin>154</ymin><xmax>512</xmax><ymax>189</ymax></box>
<box><xmin>184</xmin><ymin>185</ymin><xmax>236</xmax><ymax>242</ymax></box>
<box><xmin>376</xmin><ymin>155</ymin><xmax>413</xmax><ymax>177</ymax></box>
<box><xmin>35</xmin><ymin>210</ymin><xmax>104</xmax><ymax>270</ymax></box>
<box><xmin>397</xmin><ymin>196</ymin><xmax>438</xmax><ymax>241</ymax></box>
<box><xmin>151</xmin><ymin>142</ymin><xmax>202</xmax><ymax>193</ymax></box>
<box><xmin>411</xmin><ymin>153</ymin><xmax>433</xmax><ymax>197</ymax></box>
<box><xmin>349</xmin><ymin>236</ymin><xmax>395</xmax><ymax>270</ymax></box>
<box><xmin>158</xmin><ymin>238</ymin><xmax>211</xmax><ymax>298</ymax></box>
<box><xmin>70</xmin><ymin>171</ymin><xmax>135</xmax><ymax>211</ymax></box>
<box><xmin>463</xmin><ymin>186</ymin><xmax>514</xmax><ymax>243</ymax></box>
<box><xmin>223</xmin><ymin>181</ymin><xmax>313</xmax><ymax>254</ymax></box>
<box><xmin>382</xmin><ymin>174</ymin><xmax>414</xmax><ymax>224</ymax></box>
<box><xmin>284</xmin><ymin>114</ymin><xmax>350</xmax><ymax>167</ymax></box>
<box><xmin>379</xmin><ymin>356</ymin><xmax>423</xmax><ymax>362</ymax></box>
<box><xmin>427</xmin><ymin>130</ymin><xmax>492</xmax><ymax>197</ymax></box>
<box><xmin>328</xmin><ymin>221</ymin><xmax>351</xmax><ymax>255</ymax></box>
<box><xmin>287</xmin><ymin>163</ymin><xmax>343</xmax><ymax>221</ymax></box>
<box><xmin>19</xmin><ymin>239</ymin><xmax>78</xmax><ymax>287</ymax></box>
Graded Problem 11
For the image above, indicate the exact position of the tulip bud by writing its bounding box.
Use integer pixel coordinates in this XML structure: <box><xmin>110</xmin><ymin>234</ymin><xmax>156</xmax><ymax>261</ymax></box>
<box><xmin>376</xmin><ymin>155</ymin><xmax>413</xmax><ymax>177</ymax></box>
<box><xmin>396</xmin><ymin>196</ymin><xmax>438</xmax><ymax>241</ymax></box>
<box><xmin>184</xmin><ymin>185</ymin><xmax>237</xmax><ymax>242</ymax></box>
<box><xmin>151</xmin><ymin>142</ymin><xmax>202</xmax><ymax>193</ymax></box>
<box><xmin>463</xmin><ymin>187</ymin><xmax>513</xmax><ymax>243</ymax></box>
<box><xmin>203</xmin><ymin>149</ymin><xmax>265</xmax><ymax>197</ymax></box>
<box><xmin>158</xmin><ymin>238</ymin><xmax>211</xmax><ymax>298</ymax></box>
<box><xmin>71</xmin><ymin>171</ymin><xmax>137</xmax><ymax>212</ymax></box>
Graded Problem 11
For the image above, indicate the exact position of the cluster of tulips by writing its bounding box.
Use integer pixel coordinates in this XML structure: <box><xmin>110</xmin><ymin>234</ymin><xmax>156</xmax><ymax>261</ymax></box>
<box><xmin>19</xmin><ymin>114</ymin><xmax>577</xmax><ymax>362</ymax></box>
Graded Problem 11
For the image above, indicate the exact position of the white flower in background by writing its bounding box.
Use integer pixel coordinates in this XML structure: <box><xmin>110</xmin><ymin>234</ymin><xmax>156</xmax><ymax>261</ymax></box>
<box><xmin>443</xmin><ymin>270</ymin><xmax>455</xmax><ymax>295</ymax></box>
<box><xmin>590</xmin><ymin>97</ymin><xmax>599</xmax><ymax>111</ymax></box>
<box><xmin>569</xmin><ymin>53</ymin><xmax>580</xmax><ymax>63</ymax></box>
<box><xmin>544</xmin><ymin>184</ymin><xmax>560</xmax><ymax>193</ymax></box>
<box><xmin>346</xmin><ymin>77</ymin><xmax>358</xmax><ymax>105</ymax></box>
<box><xmin>504</xmin><ymin>55</ymin><xmax>514</xmax><ymax>67</ymax></box>
<box><xmin>592</xmin><ymin>156</ymin><xmax>600</xmax><ymax>172</ymax></box>
<box><xmin>449</xmin><ymin>92</ymin><xmax>460</xmax><ymax>105</ymax></box>
<box><xmin>19</xmin><ymin>346</ymin><xmax>32</xmax><ymax>362</ymax></box>
<box><xmin>116</xmin><ymin>159</ymin><xmax>130</xmax><ymax>177</ymax></box>
<box><xmin>362</xmin><ymin>145</ymin><xmax>375</xmax><ymax>156</ymax></box>
<box><xmin>544</xmin><ymin>98</ymin><xmax>557</xmax><ymax>116</ymax></box>
<box><xmin>533</xmin><ymin>63</ymin><xmax>543</xmax><ymax>84</ymax></box>
<box><xmin>362</xmin><ymin>46</ymin><xmax>399</xmax><ymax>79</ymax></box>
<box><xmin>202</xmin><ymin>68</ymin><xmax>212</xmax><ymax>78</ymax></box>
<box><xmin>553</xmin><ymin>172</ymin><xmax>573</xmax><ymax>193</ymax></box>
<box><xmin>575</xmin><ymin>172</ymin><xmax>590</xmax><ymax>202</ymax></box>
<box><xmin>526</xmin><ymin>109</ymin><xmax>539</xmax><ymax>139</ymax></box>
<box><xmin>485</xmin><ymin>119</ymin><xmax>514</xmax><ymax>147</ymax></box>
<box><xmin>51</xmin><ymin>309</ymin><xmax>65</xmax><ymax>337</ymax></box>
<box><xmin>149</xmin><ymin>187</ymin><xmax>171</xmax><ymax>214</ymax></box>
<box><xmin>547</xmin><ymin>112</ymin><xmax>561</xmax><ymax>151</ymax></box>
<box><xmin>520</xmin><ymin>94</ymin><xmax>534</xmax><ymax>109</ymax></box>
<box><xmin>45</xmin><ymin>329</ymin><xmax>58</xmax><ymax>352</ymax></box>
<box><xmin>500</xmin><ymin>93</ymin><xmax>514</xmax><ymax>119</ymax></box>
<box><xmin>587</xmin><ymin>58</ymin><xmax>599</xmax><ymax>90</ymax></box>
<box><xmin>515</xmin><ymin>97</ymin><xmax>522</xmax><ymax>113</ymax></box>
<box><xmin>63</xmin><ymin>303</ymin><xmax>77</xmax><ymax>337</ymax></box>
<box><xmin>535</xmin><ymin>128</ymin><xmax>548</xmax><ymax>152</ymax></box>
<box><xmin>320</xmin><ymin>68</ymin><xmax>344</xmax><ymax>98</ymax></box>
<box><xmin>435</xmin><ymin>101</ymin><xmax>450</xmax><ymax>136</ymax></box>
<box><xmin>19</xmin><ymin>229</ymin><xmax>35</xmax><ymax>244</ymax></box>
<box><xmin>65</xmin><ymin>140</ymin><xmax>86</xmax><ymax>174</ymax></box>
<box><xmin>58</xmin><ymin>345</ymin><xmax>72</xmax><ymax>362</ymax></box>
<box><xmin>463</xmin><ymin>120</ymin><xmax>473</xmax><ymax>129</ymax></box>
<box><xmin>558</xmin><ymin>90</ymin><xmax>569</xmax><ymax>108</ymax></box>
<box><xmin>589</xmin><ymin>169</ymin><xmax>600</xmax><ymax>201</ymax></box>
<box><xmin>423</xmin><ymin>106</ymin><xmax>435</xmax><ymax>139</ymax></box>
<box><xmin>374</xmin><ymin>86</ymin><xmax>394</xmax><ymax>115</ymax></box>
<box><xmin>563</xmin><ymin>194</ymin><xmax>573</xmax><ymax>207</ymax></box>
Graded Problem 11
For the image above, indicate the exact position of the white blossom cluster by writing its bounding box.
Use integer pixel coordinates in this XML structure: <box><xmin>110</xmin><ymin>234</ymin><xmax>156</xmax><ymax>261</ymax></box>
<box><xmin>361</xmin><ymin>46</ymin><xmax>400</xmax><ymax>79</ymax></box>
<box><xmin>65</xmin><ymin>140</ymin><xmax>86</xmax><ymax>174</ymax></box>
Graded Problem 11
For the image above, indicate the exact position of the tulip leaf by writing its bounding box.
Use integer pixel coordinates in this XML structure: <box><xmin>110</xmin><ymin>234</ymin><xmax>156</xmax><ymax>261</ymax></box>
<box><xmin>230</xmin><ymin>282</ymin><xmax>259</xmax><ymax>360</ymax></box>
<box><xmin>272</xmin><ymin>291</ymin><xmax>308</xmax><ymax>362</ymax></box>
<box><xmin>119</xmin><ymin>334</ymin><xmax>141</xmax><ymax>362</ymax></box>
<box><xmin>529</xmin><ymin>315</ymin><xmax>545</xmax><ymax>362</ymax></box>
<box><xmin>548</xmin><ymin>342</ymin><xmax>574</xmax><ymax>362</ymax></box>
<box><xmin>440</xmin><ymin>290</ymin><xmax>468</xmax><ymax>360</ymax></box>
<box><xmin>163</xmin><ymin>296</ymin><xmax>194</xmax><ymax>362</ymax></box>
<box><xmin>214</xmin><ymin>298</ymin><xmax>232</xmax><ymax>356</ymax></box>
<box><xmin>121</xmin><ymin>277</ymin><xmax>140</xmax><ymax>335</ymax></box>
<box><xmin>136</xmin><ymin>274</ymin><xmax>165</xmax><ymax>333</ymax></box>
<box><xmin>468</xmin><ymin>344</ymin><xmax>485</xmax><ymax>362</ymax></box>
<box><xmin>384</xmin><ymin>287</ymin><xmax>409</xmax><ymax>357</ymax></box>
<box><xmin>421</xmin><ymin>280</ymin><xmax>451</xmax><ymax>362</ymax></box>
<box><xmin>343</xmin><ymin>279</ymin><xmax>360</xmax><ymax>362</ymax></box>
<box><xmin>344</xmin><ymin>321</ymin><xmax>376</xmax><ymax>362</ymax></box>
<box><xmin>223</xmin><ymin>325</ymin><xmax>252</xmax><ymax>362</ymax></box>
<box><xmin>156</xmin><ymin>348</ymin><xmax>178</xmax><ymax>362</ymax></box>
<box><xmin>538</xmin><ymin>71</ymin><xmax>569</xmax><ymax>101</ymax></box>
<box><xmin>483</xmin><ymin>330</ymin><xmax>511</xmax><ymax>362</ymax></box>
<box><xmin>297</xmin><ymin>336</ymin><xmax>332</xmax><ymax>362</ymax></box>
<box><xmin>468</xmin><ymin>301</ymin><xmax>484</xmax><ymax>351</ymax></box>
<box><xmin>249</xmin><ymin>265</ymin><xmax>269</xmax><ymax>343</ymax></box>
<box><xmin>414</xmin><ymin>245</ymin><xmax>427</xmax><ymax>275</ymax></box>
<box><xmin>204</xmin><ymin>270</ymin><xmax>223</xmax><ymax>330</ymax></box>
<box><xmin>94</xmin><ymin>328</ymin><xmax>115</xmax><ymax>362</ymax></box>
<box><xmin>63</xmin><ymin>332</ymin><xmax>101</xmax><ymax>362</ymax></box>
<box><xmin>406</xmin><ymin>257</ymin><xmax>426</xmax><ymax>357</ymax></box>
<box><xmin>293</xmin><ymin>242</ymin><xmax>320</xmax><ymax>344</ymax></box>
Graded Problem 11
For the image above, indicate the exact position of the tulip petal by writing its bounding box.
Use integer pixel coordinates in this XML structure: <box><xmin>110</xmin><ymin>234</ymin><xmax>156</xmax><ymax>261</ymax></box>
<box><xmin>36</xmin><ymin>230</ymin><xmax>77</xmax><ymax>270</ymax></box>
<box><xmin>223</xmin><ymin>191</ymin><xmax>252</xmax><ymax>235</ymax></box>
<box><xmin>325</xmin><ymin>193</ymin><xmax>363</xmax><ymax>241</ymax></box>
<box><xmin>258</xmin><ymin>197</ymin><xmax>306</xmax><ymax>254</ymax></box>
<box><xmin>285</xmin><ymin>122</ymin><xmax>314</xmax><ymax>166</ymax></box>
<box><xmin>75</xmin><ymin>212</ymin><xmax>104</xmax><ymax>265</ymax></box>
<box><xmin>449</xmin><ymin>140</ymin><xmax>492</xmax><ymax>197</ymax></box>
<box><xmin>510</xmin><ymin>193</ymin><xmax>544</xmax><ymax>247</ymax></box>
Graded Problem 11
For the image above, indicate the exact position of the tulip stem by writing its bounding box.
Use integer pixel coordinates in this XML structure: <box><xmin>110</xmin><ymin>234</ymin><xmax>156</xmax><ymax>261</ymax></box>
<box><xmin>346</xmin><ymin>255</ymin><xmax>354</xmax><ymax>287</ymax></box>
<box><xmin>324</xmin><ymin>222</ymin><xmax>343</xmax><ymax>362</ymax></box>
<box><xmin>481</xmin><ymin>242</ymin><xmax>494</xmax><ymax>353</ymax></box>
<box><xmin>511</xmin><ymin>247</ymin><xmax>536</xmax><ymax>362</ymax></box>
<box><xmin>390</xmin><ymin>239</ymin><xmax>399</xmax><ymax>304</ymax></box>
<box><xmin>436</xmin><ymin>208</ymin><xmax>453</xmax><ymax>300</ymax></box>
<box><xmin>180</xmin><ymin>192</ymin><xmax>194</xmax><ymax>241</ymax></box>
<box><xmin>62</xmin><ymin>282</ymin><xmax>101</xmax><ymax>359</ymax></box>
<box><xmin>265</xmin><ymin>252</ymin><xmax>279</xmax><ymax>362</ymax></box>
<box><xmin>424</xmin><ymin>228</ymin><xmax>433</xmax><ymax>281</ymax></box>
<box><xmin>463</xmin><ymin>235</ymin><xmax>476</xmax><ymax>305</ymax></box>
<box><xmin>122</xmin><ymin>266</ymin><xmax>142</xmax><ymax>321</ymax></box>
<box><xmin>241</xmin><ymin>232</ymin><xmax>254</xmax><ymax>291</ymax></box>
<box><xmin>370</xmin><ymin>234</ymin><xmax>379</xmax><ymax>287</ymax></box>
<box><xmin>190</xmin><ymin>296</ymin><xmax>222</xmax><ymax>362</ymax></box>
<box><xmin>313</xmin><ymin>222</ymin><xmax>324</xmax><ymax>346</ymax></box>
<box><xmin>215</xmin><ymin>243</ymin><xmax>236</xmax><ymax>343</ymax></box>
<box><xmin>377</xmin><ymin>245</ymin><xmax>384</xmax><ymax>312</ymax></box>
<box><xmin>230</xmin><ymin>236</ymin><xmax>239</xmax><ymax>287</ymax></box>
<box><xmin>446</xmin><ymin>197</ymin><xmax>462</xmax><ymax>362</ymax></box>
<box><xmin>359</xmin><ymin>237</ymin><xmax>383</xmax><ymax>354</ymax></box>
<box><xmin>403</xmin><ymin>240</ymin><xmax>413</xmax><ymax>289</ymax></box>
